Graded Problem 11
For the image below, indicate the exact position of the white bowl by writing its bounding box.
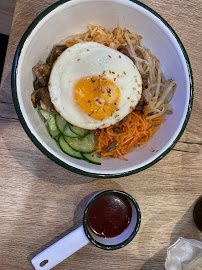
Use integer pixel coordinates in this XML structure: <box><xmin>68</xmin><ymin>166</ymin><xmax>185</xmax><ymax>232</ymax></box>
<box><xmin>12</xmin><ymin>0</ymin><xmax>193</xmax><ymax>178</ymax></box>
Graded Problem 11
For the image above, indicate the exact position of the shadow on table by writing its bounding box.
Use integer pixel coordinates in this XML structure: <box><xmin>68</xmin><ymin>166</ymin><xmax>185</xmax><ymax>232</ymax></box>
<box><xmin>140</xmin><ymin>200</ymin><xmax>201</xmax><ymax>270</ymax></box>
<box><xmin>27</xmin><ymin>192</ymin><xmax>96</xmax><ymax>269</ymax></box>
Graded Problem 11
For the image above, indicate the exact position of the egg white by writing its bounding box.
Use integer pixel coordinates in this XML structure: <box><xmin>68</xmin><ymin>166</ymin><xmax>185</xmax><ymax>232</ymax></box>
<box><xmin>49</xmin><ymin>42</ymin><xmax>142</xmax><ymax>130</ymax></box>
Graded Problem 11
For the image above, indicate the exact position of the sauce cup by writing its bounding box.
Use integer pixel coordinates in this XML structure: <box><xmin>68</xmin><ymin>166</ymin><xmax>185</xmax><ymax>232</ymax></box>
<box><xmin>32</xmin><ymin>190</ymin><xmax>141</xmax><ymax>270</ymax></box>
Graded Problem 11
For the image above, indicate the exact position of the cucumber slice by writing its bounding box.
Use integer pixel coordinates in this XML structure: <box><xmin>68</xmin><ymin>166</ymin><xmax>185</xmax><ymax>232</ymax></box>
<box><xmin>69</xmin><ymin>124</ymin><xmax>89</xmax><ymax>137</ymax></box>
<box><xmin>39</xmin><ymin>109</ymin><xmax>54</xmax><ymax>122</ymax></box>
<box><xmin>39</xmin><ymin>109</ymin><xmax>60</xmax><ymax>138</ymax></box>
<box><xmin>82</xmin><ymin>152</ymin><xmax>101</xmax><ymax>165</ymax></box>
<box><xmin>58</xmin><ymin>135</ymin><xmax>83</xmax><ymax>159</ymax></box>
<box><xmin>55</xmin><ymin>114</ymin><xmax>78</xmax><ymax>138</ymax></box>
<box><xmin>54</xmin><ymin>134</ymin><xmax>60</xmax><ymax>142</ymax></box>
<box><xmin>64</xmin><ymin>133</ymin><xmax>96</xmax><ymax>153</ymax></box>
<box><xmin>55</xmin><ymin>114</ymin><xmax>66</xmax><ymax>132</ymax></box>
<box><xmin>48</xmin><ymin>115</ymin><xmax>60</xmax><ymax>138</ymax></box>
<box><xmin>63</xmin><ymin>124</ymin><xmax>79</xmax><ymax>138</ymax></box>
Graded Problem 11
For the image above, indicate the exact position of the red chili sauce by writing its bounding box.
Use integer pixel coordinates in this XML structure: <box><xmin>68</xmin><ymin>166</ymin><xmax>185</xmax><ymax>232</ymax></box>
<box><xmin>87</xmin><ymin>193</ymin><xmax>132</xmax><ymax>238</ymax></box>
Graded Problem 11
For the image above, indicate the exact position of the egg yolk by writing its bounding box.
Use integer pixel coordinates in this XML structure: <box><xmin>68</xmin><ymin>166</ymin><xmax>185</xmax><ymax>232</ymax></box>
<box><xmin>74</xmin><ymin>76</ymin><xmax>120</xmax><ymax>120</ymax></box>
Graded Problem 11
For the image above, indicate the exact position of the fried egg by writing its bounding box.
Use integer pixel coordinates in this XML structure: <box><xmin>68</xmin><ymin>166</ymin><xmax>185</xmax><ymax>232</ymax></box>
<box><xmin>49</xmin><ymin>42</ymin><xmax>142</xmax><ymax>130</ymax></box>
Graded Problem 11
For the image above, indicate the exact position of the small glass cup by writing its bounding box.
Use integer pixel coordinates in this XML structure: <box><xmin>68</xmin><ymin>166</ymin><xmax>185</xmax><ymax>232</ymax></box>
<box><xmin>32</xmin><ymin>190</ymin><xmax>141</xmax><ymax>270</ymax></box>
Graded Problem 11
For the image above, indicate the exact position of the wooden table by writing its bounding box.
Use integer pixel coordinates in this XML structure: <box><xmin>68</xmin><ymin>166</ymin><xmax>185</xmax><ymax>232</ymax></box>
<box><xmin>0</xmin><ymin>0</ymin><xmax>201</xmax><ymax>269</ymax></box>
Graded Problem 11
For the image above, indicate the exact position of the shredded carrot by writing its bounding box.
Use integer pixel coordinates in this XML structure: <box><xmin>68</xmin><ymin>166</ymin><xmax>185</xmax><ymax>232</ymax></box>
<box><xmin>96</xmin><ymin>111</ymin><xmax>164</xmax><ymax>160</ymax></box>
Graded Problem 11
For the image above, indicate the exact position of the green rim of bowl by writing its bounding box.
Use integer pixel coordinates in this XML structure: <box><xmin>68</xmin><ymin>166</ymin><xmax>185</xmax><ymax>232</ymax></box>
<box><xmin>11</xmin><ymin>0</ymin><xmax>194</xmax><ymax>179</ymax></box>
<box><xmin>83</xmin><ymin>190</ymin><xmax>141</xmax><ymax>250</ymax></box>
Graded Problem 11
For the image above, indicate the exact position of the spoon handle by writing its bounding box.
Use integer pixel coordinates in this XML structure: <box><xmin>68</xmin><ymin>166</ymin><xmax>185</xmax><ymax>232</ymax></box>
<box><xmin>32</xmin><ymin>225</ymin><xmax>89</xmax><ymax>270</ymax></box>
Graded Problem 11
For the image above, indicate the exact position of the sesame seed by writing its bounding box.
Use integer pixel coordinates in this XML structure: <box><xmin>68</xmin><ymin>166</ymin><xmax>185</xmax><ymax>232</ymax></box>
<box><xmin>123</xmin><ymin>72</ymin><xmax>126</xmax><ymax>75</ymax></box>
<box><xmin>77</xmin><ymin>59</ymin><xmax>80</xmax><ymax>61</ymax></box>
<box><xmin>112</xmin><ymin>72</ymin><xmax>115</xmax><ymax>74</ymax></box>
<box><xmin>119</xmin><ymin>55</ymin><xmax>121</xmax><ymax>58</ymax></box>
<box><xmin>86</xmin><ymin>49</ymin><xmax>90</xmax><ymax>51</ymax></box>
<box><xmin>108</xmin><ymin>55</ymin><xmax>112</xmax><ymax>58</ymax></box>
<box><xmin>135</xmin><ymin>79</ymin><xmax>137</xmax><ymax>82</ymax></box>
<box><xmin>117</xmin><ymin>74</ymin><xmax>120</xmax><ymax>78</ymax></box>
<box><xmin>133</xmin><ymin>87</ymin><xmax>136</xmax><ymax>90</ymax></box>
<box><xmin>131</xmin><ymin>100</ymin><xmax>134</xmax><ymax>103</ymax></box>
<box><xmin>114</xmin><ymin>78</ymin><xmax>116</xmax><ymax>81</ymax></box>
<box><xmin>138</xmin><ymin>84</ymin><xmax>141</xmax><ymax>87</ymax></box>
<box><xmin>127</xmin><ymin>97</ymin><xmax>130</xmax><ymax>99</ymax></box>
<box><xmin>138</xmin><ymin>91</ymin><xmax>140</xmax><ymax>94</ymax></box>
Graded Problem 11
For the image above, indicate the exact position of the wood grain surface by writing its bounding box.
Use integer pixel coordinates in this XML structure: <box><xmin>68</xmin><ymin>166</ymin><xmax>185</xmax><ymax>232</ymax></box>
<box><xmin>0</xmin><ymin>0</ymin><xmax>16</xmax><ymax>35</ymax></box>
<box><xmin>0</xmin><ymin>0</ymin><xmax>202</xmax><ymax>269</ymax></box>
